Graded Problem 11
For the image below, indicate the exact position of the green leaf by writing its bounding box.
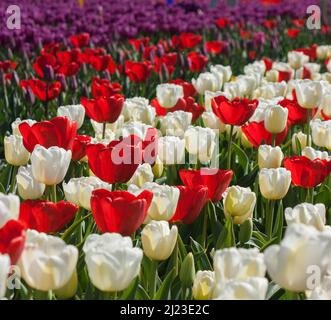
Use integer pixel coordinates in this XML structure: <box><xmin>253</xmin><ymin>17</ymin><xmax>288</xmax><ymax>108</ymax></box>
<box><xmin>119</xmin><ymin>277</ymin><xmax>139</xmax><ymax>300</ymax></box>
<box><xmin>154</xmin><ymin>268</ymin><xmax>176</xmax><ymax>300</ymax></box>
<box><xmin>272</xmin><ymin>201</ymin><xmax>284</xmax><ymax>243</ymax></box>
<box><xmin>136</xmin><ymin>285</ymin><xmax>150</xmax><ymax>300</ymax></box>
<box><xmin>190</xmin><ymin>238</ymin><xmax>212</xmax><ymax>270</ymax></box>
<box><xmin>232</xmin><ymin>142</ymin><xmax>249</xmax><ymax>172</ymax></box>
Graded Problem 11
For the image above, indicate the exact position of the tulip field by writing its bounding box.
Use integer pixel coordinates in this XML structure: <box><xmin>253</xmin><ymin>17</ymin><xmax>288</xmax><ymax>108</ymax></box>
<box><xmin>1</xmin><ymin>0</ymin><xmax>331</xmax><ymax>302</ymax></box>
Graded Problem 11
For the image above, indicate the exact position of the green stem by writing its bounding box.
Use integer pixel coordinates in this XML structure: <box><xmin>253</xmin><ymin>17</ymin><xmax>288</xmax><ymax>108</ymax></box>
<box><xmin>306</xmin><ymin>109</ymin><xmax>311</xmax><ymax>147</ymax></box>
<box><xmin>149</xmin><ymin>260</ymin><xmax>158</xmax><ymax>299</ymax></box>
<box><xmin>230</xmin><ymin>217</ymin><xmax>236</xmax><ymax>247</ymax></box>
<box><xmin>272</xmin><ymin>134</ymin><xmax>276</xmax><ymax>147</ymax></box>
<box><xmin>102</xmin><ymin>122</ymin><xmax>107</xmax><ymax>139</ymax></box>
<box><xmin>201</xmin><ymin>205</ymin><xmax>209</xmax><ymax>249</ymax></box>
<box><xmin>9</xmin><ymin>166</ymin><xmax>18</xmax><ymax>194</ymax></box>
<box><xmin>51</xmin><ymin>184</ymin><xmax>57</xmax><ymax>203</ymax></box>
<box><xmin>227</xmin><ymin>125</ymin><xmax>234</xmax><ymax>170</ymax></box>
<box><xmin>266</xmin><ymin>199</ymin><xmax>275</xmax><ymax>238</ymax></box>
<box><xmin>61</xmin><ymin>213</ymin><xmax>92</xmax><ymax>241</ymax></box>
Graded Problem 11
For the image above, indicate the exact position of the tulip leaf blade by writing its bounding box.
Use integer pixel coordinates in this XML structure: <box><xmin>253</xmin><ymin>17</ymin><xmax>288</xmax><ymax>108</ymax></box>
<box><xmin>154</xmin><ymin>267</ymin><xmax>176</xmax><ymax>300</ymax></box>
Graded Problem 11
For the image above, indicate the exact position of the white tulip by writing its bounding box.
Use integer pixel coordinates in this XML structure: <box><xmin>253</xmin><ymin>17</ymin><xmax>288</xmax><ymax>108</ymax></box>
<box><xmin>159</xmin><ymin>110</ymin><xmax>192</xmax><ymax>137</ymax></box>
<box><xmin>192</xmin><ymin>271</ymin><xmax>215</xmax><ymax>300</ymax></box>
<box><xmin>18</xmin><ymin>230</ymin><xmax>78</xmax><ymax>291</ymax></box>
<box><xmin>192</xmin><ymin>72</ymin><xmax>221</xmax><ymax>95</ymax></box>
<box><xmin>156</xmin><ymin>83</ymin><xmax>184</xmax><ymax>108</ymax></box>
<box><xmin>31</xmin><ymin>145</ymin><xmax>71</xmax><ymax>185</ymax></box>
<box><xmin>63</xmin><ymin>176</ymin><xmax>112</xmax><ymax>210</ymax></box>
<box><xmin>210</xmin><ymin>64</ymin><xmax>232</xmax><ymax>83</ymax></box>
<box><xmin>254</xmin><ymin>82</ymin><xmax>287</xmax><ymax>99</ymax></box>
<box><xmin>91</xmin><ymin>115</ymin><xmax>124</xmax><ymax>136</ymax></box>
<box><xmin>259</xmin><ymin>168</ymin><xmax>291</xmax><ymax>200</ymax></box>
<box><xmin>320</xmin><ymin>93</ymin><xmax>331</xmax><ymax>118</ymax></box>
<box><xmin>57</xmin><ymin>104</ymin><xmax>85</xmax><ymax>129</ymax></box>
<box><xmin>258</xmin><ymin>145</ymin><xmax>284</xmax><ymax>169</ymax></box>
<box><xmin>264</xmin><ymin>105</ymin><xmax>288</xmax><ymax>134</ymax></box>
<box><xmin>184</xmin><ymin>126</ymin><xmax>216</xmax><ymax>162</ymax></box>
<box><xmin>4</xmin><ymin>135</ymin><xmax>30</xmax><ymax>166</ymax></box>
<box><xmin>244</xmin><ymin>61</ymin><xmax>266</xmax><ymax>76</ymax></box>
<box><xmin>115</xmin><ymin>121</ymin><xmax>153</xmax><ymax>140</ymax></box>
<box><xmin>122</xmin><ymin>97</ymin><xmax>156</xmax><ymax>125</ymax></box>
<box><xmin>311</xmin><ymin>119</ymin><xmax>331</xmax><ymax>150</ymax></box>
<box><xmin>128</xmin><ymin>182</ymin><xmax>179</xmax><ymax>221</ymax></box>
<box><xmin>302</xmin><ymin>147</ymin><xmax>331</xmax><ymax>161</ymax></box>
<box><xmin>204</xmin><ymin>91</ymin><xmax>229</xmax><ymax>111</ymax></box>
<box><xmin>0</xmin><ymin>254</ymin><xmax>10</xmax><ymax>299</ymax></box>
<box><xmin>0</xmin><ymin>193</ymin><xmax>20</xmax><ymax>228</ymax></box>
<box><xmin>157</xmin><ymin>136</ymin><xmax>185</xmax><ymax>165</ymax></box>
<box><xmin>316</xmin><ymin>45</ymin><xmax>331</xmax><ymax>60</ymax></box>
<box><xmin>223</xmin><ymin>81</ymin><xmax>243</xmax><ymax>99</ymax></box>
<box><xmin>16</xmin><ymin>165</ymin><xmax>45</xmax><ymax>200</ymax></box>
<box><xmin>83</xmin><ymin>233</ymin><xmax>142</xmax><ymax>292</ymax></box>
<box><xmin>141</xmin><ymin>220</ymin><xmax>178</xmax><ymax>261</ymax></box>
<box><xmin>127</xmin><ymin>163</ymin><xmax>154</xmax><ymax>188</ymax></box>
<box><xmin>202</xmin><ymin>111</ymin><xmax>226</xmax><ymax>133</ymax></box>
<box><xmin>285</xmin><ymin>203</ymin><xmax>327</xmax><ymax>231</ymax></box>
<box><xmin>295</xmin><ymin>80</ymin><xmax>322</xmax><ymax>109</ymax></box>
<box><xmin>292</xmin><ymin>131</ymin><xmax>307</xmax><ymax>153</ymax></box>
<box><xmin>288</xmin><ymin>51</ymin><xmax>309</xmax><ymax>69</ymax></box>
<box><xmin>11</xmin><ymin>118</ymin><xmax>36</xmax><ymax>136</ymax></box>
<box><xmin>264</xmin><ymin>223</ymin><xmax>331</xmax><ymax>292</ymax></box>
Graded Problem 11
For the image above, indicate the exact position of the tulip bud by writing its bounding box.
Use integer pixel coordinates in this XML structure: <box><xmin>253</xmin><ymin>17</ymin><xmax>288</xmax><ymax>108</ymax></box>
<box><xmin>141</xmin><ymin>220</ymin><xmax>178</xmax><ymax>261</ymax></box>
<box><xmin>192</xmin><ymin>271</ymin><xmax>215</xmax><ymax>300</ymax></box>
<box><xmin>239</xmin><ymin>218</ymin><xmax>253</xmax><ymax>244</ymax></box>
<box><xmin>16</xmin><ymin>165</ymin><xmax>45</xmax><ymax>200</ymax></box>
<box><xmin>223</xmin><ymin>186</ymin><xmax>256</xmax><ymax>225</ymax></box>
<box><xmin>180</xmin><ymin>253</ymin><xmax>195</xmax><ymax>288</ymax></box>
<box><xmin>156</xmin><ymin>83</ymin><xmax>183</xmax><ymax>108</ymax></box>
<box><xmin>57</xmin><ymin>105</ymin><xmax>85</xmax><ymax>129</ymax></box>
<box><xmin>0</xmin><ymin>254</ymin><xmax>10</xmax><ymax>299</ymax></box>
<box><xmin>127</xmin><ymin>163</ymin><xmax>154</xmax><ymax>188</ymax></box>
<box><xmin>54</xmin><ymin>270</ymin><xmax>78</xmax><ymax>299</ymax></box>
<box><xmin>4</xmin><ymin>135</ymin><xmax>30</xmax><ymax>166</ymax></box>
<box><xmin>258</xmin><ymin>145</ymin><xmax>284</xmax><ymax>169</ymax></box>
<box><xmin>31</xmin><ymin>146</ymin><xmax>71</xmax><ymax>186</ymax></box>
<box><xmin>0</xmin><ymin>193</ymin><xmax>20</xmax><ymax>228</ymax></box>
<box><xmin>152</xmin><ymin>156</ymin><xmax>164</xmax><ymax>178</ymax></box>
<box><xmin>264</xmin><ymin>105</ymin><xmax>288</xmax><ymax>134</ymax></box>
<box><xmin>291</xmin><ymin>131</ymin><xmax>307</xmax><ymax>153</ymax></box>
<box><xmin>259</xmin><ymin>168</ymin><xmax>291</xmax><ymax>200</ymax></box>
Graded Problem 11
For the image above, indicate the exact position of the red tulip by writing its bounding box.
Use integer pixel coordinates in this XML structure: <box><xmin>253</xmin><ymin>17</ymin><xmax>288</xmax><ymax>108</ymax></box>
<box><xmin>141</xmin><ymin>128</ymin><xmax>158</xmax><ymax>165</ymax></box>
<box><xmin>184</xmin><ymin>97</ymin><xmax>205</xmax><ymax>122</ymax></box>
<box><xmin>81</xmin><ymin>94</ymin><xmax>124</xmax><ymax>123</ymax></box>
<box><xmin>128</xmin><ymin>37</ymin><xmax>150</xmax><ymax>51</ymax></box>
<box><xmin>56</xmin><ymin>49</ymin><xmax>82</xmax><ymax>65</ymax></box>
<box><xmin>169</xmin><ymin>78</ymin><xmax>196</xmax><ymax>97</ymax></box>
<box><xmin>19</xmin><ymin>116</ymin><xmax>77</xmax><ymax>153</ymax></box>
<box><xmin>284</xmin><ymin>156</ymin><xmax>330</xmax><ymax>188</ymax></box>
<box><xmin>20</xmin><ymin>79</ymin><xmax>61</xmax><ymax>102</ymax></box>
<box><xmin>215</xmin><ymin>18</ymin><xmax>229</xmax><ymax>28</ymax></box>
<box><xmin>91</xmin><ymin>189</ymin><xmax>153</xmax><ymax>236</ymax></box>
<box><xmin>212</xmin><ymin>96</ymin><xmax>258</xmax><ymax>126</ymax></box>
<box><xmin>19</xmin><ymin>200</ymin><xmax>78</xmax><ymax>234</ymax></box>
<box><xmin>170</xmin><ymin>185</ymin><xmax>208</xmax><ymax>224</ymax></box>
<box><xmin>125</xmin><ymin>60</ymin><xmax>153</xmax><ymax>83</ymax></box>
<box><xmin>154</xmin><ymin>53</ymin><xmax>178</xmax><ymax>75</ymax></box>
<box><xmin>57</xmin><ymin>62</ymin><xmax>80</xmax><ymax>77</ymax></box>
<box><xmin>70</xmin><ymin>33</ymin><xmax>90</xmax><ymax>48</ymax></box>
<box><xmin>72</xmin><ymin>135</ymin><xmax>92</xmax><ymax>161</ymax></box>
<box><xmin>0</xmin><ymin>60</ymin><xmax>17</xmax><ymax>72</ymax></box>
<box><xmin>187</xmin><ymin>52</ymin><xmax>208</xmax><ymax>72</ymax></box>
<box><xmin>33</xmin><ymin>53</ymin><xmax>58</xmax><ymax>78</ymax></box>
<box><xmin>91</xmin><ymin>77</ymin><xmax>122</xmax><ymax>98</ymax></box>
<box><xmin>242</xmin><ymin>121</ymin><xmax>288</xmax><ymax>148</ymax></box>
<box><xmin>90</xmin><ymin>55</ymin><xmax>116</xmax><ymax>73</ymax></box>
<box><xmin>205</xmin><ymin>41</ymin><xmax>226</xmax><ymax>54</ymax></box>
<box><xmin>150</xmin><ymin>97</ymin><xmax>186</xmax><ymax>116</ymax></box>
<box><xmin>0</xmin><ymin>220</ymin><xmax>26</xmax><ymax>264</ymax></box>
<box><xmin>41</xmin><ymin>42</ymin><xmax>62</xmax><ymax>55</ymax></box>
<box><xmin>262</xmin><ymin>57</ymin><xmax>273</xmax><ymax>71</ymax></box>
<box><xmin>86</xmin><ymin>135</ymin><xmax>142</xmax><ymax>183</ymax></box>
<box><xmin>179</xmin><ymin>168</ymin><xmax>233</xmax><ymax>203</ymax></box>
<box><xmin>172</xmin><ymin>33</ymin><xmax>202</xmax><ymax>50</ymax></box>
<box><xmin>287</xmin><ymin>28</ymin><xmax>300</xmax><ymax>38</ymax></box>
<box><xmin>81</xmin><ymin>48</ymin><xmax>106</xmax><ymax>64</ymax></box>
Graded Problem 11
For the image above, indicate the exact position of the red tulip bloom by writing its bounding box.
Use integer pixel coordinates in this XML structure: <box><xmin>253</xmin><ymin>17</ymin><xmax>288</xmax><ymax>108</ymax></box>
<box><xmin>179</xmin><ymin>168</ymin><xmax>233</xmax><ymax>203</ymax></box>
<box><xmin>212</xmin><ymin>96</ymin><xmax>258</xmax><ymax>126</ymax></box>
<box><xmin>154</xmin><ymin>53</ymin><xmax>178</xmax><ymax>75</ymax></box>
<box><xmin>72</xmin><ymin>135</ymin><xmax>92</xmax><ymax>161</ymax></box>
<box><xmin>169</xmin><ymin>78</ymin><xmax>196</xmax><ymax>97</ymax></box>
<box><xmin>125</xmin><ymin>60</ymin><xmax>153</xmax><ymax>83</ymax></box>
<box><xmin>184</xmin><ymin>97</ymin><xmax>205</xmax><ymax>122</ymax></box>
<box><xmin>205</xmin><ymin>41</ymin><xmax>226</xmax><ymax>55</ymax></box>
<box><xmin>81</xmin><ymin>94</ymin><xmax>124</xmax><ymax>123</ymax></box>
<box><xmin>70</xmin><ymin>33</ymin><xmax>90</xmax><ymax>48</ymax></box>
<box><xmin>81</xmin><ymin>47</ymin><xmax>106</xmax><ymax>64</ymax></box>
<box><xmin>170</xmin><ymin>185</ymin><xmax>208</xmax><ymax>224</ymax></box>
<box><xmin>262</xmin><ymin>57</ymin><xmax>273</xmax><ymax>71</ymax></box>
<box><xmin>242</xmin><ymin>121</ymin><xmax>288</xmax><ymax>148</ymax></box>
<box><xmin>0</xmin><ymin>60</ymin><xmax>17</xmax><ymax>72</ymax></box>
<box><xmin>41</xmin><ymin>42</ymin><xmax>62</xmax><ymax>55</ymax></box>
<box><xmin>322</xmin><ymin>110</ymin><xmax>331</xmax><ymax>121</ymax></box>
<box><xmin>20</xmin><ymin>79</ymin><xmax>61</xmax><ymax>102</ymax></box>
<box><xmin>91</xmin><ymin>189</ymin><xmax>153</xmax><ymax>236</ymax></box>
<box><xmin>128</xmin><ymin>37</ymin><xmax>150</xmax><ymax>51</ymax></box>
<box><xmin>91</xmin><ymin>77</ymin><xmax>122</xmax><ymax>98</ymax></box>
<box><xmin>57</xmin><ymin>62</ymin><xmax>80</xmax><ymax>77</ymax></box>
<box><xmin>141</xmin><ymin>128</ymin><xmax>158</xmax><ymax>165</ymax></box>
<box><xmin>33</xmin><ymin>53</ymin><xmax>58</xmax><ymax>78</ymax></box>
<box><xmin>277</xmin><ymin>70</ymin><xmax>293</xmax><ymax>82</ymax></box>
<box><xmin>19</xmin><ymin>116</ymin><xmax>77</xmax><ymax>153</ymax></box>
<box><xmin>215</xmin><ymin>18</ymin><xmax>229</xmax><ymax>28</ymax></box>
<box><xmin>90</xmin><ymin>55</ymin><xmax>116</xmax><ymax>73</ymax></box>
<box><xmin>287</xmin><ymin>28</ymin><xmax>300</xmax><ymax>38</ymax></box>
<box><xmin>86</xmin><ymin>135</ymin><xmax>142</xmax><ymax>183</ymax></box>
<box><xmin>187</xmin><ymin>52</ymin><xmax>208</xmax><ymax>72</ymax></box>
<box><xmin>150</xmin><ymin>97</ymin><xmax>186</xmax><ymax>116</ymax></box>
<box><xmin>0</xmin><ymin>220</ymin><xmax>26</xmax><ymax>264</ymax></box>
<box><xmin>292</xmin><ymin>45</ymin><xmax>317</xmax><ymax>61</ymax></box>
<box><xmin>172</xmin><ymin>33</ymin><xmax>202</xmax><ymax>50</ymax></box>
<box><xmin>19</xmin><ymin>200</ymin><xmax>78</xmax><ymax>234</ymax></box>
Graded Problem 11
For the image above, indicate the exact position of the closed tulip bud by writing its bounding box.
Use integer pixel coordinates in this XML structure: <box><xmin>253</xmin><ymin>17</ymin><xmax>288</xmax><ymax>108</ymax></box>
<box><xmin>223</xmin><ymin>186</ymin><xmax>256</xmax><ymax>225</ymax></box>
<box><xmin>192</xmin><ymin>72</ymin><xmax>221</xmax><ymax>95</ymax></box>
<box><xmin>295</xmin><ymin>80</ymin><xmax>322</xmax><ymax>109</ymax></box>
<box><xmin>258</xmin><ymin>145</ymin><xmax>284</xmax><ymax>169</ymax></box>
<box><xmin>264</xmin><ymin>224</ymin><xmax>331</xmax><ymax>292</ymax></box>
<box><xmin>264</xmin><ymin>105</ymin><xmax>288</xmax><ymax>134</ymax></box>
<box><xmin>141</xmin><ymin>220</ymin><xmax>178</xmax><ymax>261</ymax></box>
<box><xmin>202</xmin><ymin>111</ymin><xmax>226</xmax><ymax>133</ymax></box>
<box><xmin>157</xmin><ymin>136</ymin><xmax>185</xmax><ymax>165</ymax></box>
<box><xmin>4</xmin><ymin>135</ymin><xmax>30</xmax><ymax>166</ymax></box>
<box><xmin>287</xmin><ymin>51</ymin><xmax>309</xmax><ymax>69</ymax></box>
<box><xmin>127</xmin><ymin>163</ymin><xmax>154</xmax><ymax>188</ymax></box>
<box><xmin>259</xmin><ymin>168</ymin><xmax>291</xmax><ymax>200</ymax></box>
<box><xmin>0</xmin><ymin>254</ymin><xmax>10</xmax><ymax>298</ymax></box>
<box><xmin>129</xmin><ymin>183</ymin><xmax>180</xmax><ymax>221</ymax></box>
<box><xmin>16</xmin><ymin>165</ymin><xmax>45</xmax><ymax>200</ymax></box>
<box><xmin>54</xmin><ymin>270</ymin><xmax>78</xmax><ymax>300</ymax></box>
<box><xmin>83</xmin><ymin>233</ymin><xmax>143</xmax><ymax>292</ymax></box>
<box><xmin>0</xmin><ymin>193</ymin><xmax>20</xmax><ymax>228</ymax></box>
<box><xmin>152</xmin><ymin>156</ymin><xmax>164</xmax><ymax>178</ymax></box>
<box><xmin>31</xmin><ymin>146</ymin><xmax>71</xmax><ymax>185</ymax></box>
<box><xmin>63</xmin><ymin>176</ymin><xmax>112</xmax><ymax>211</ymax></box>
<box><xmin>159</xmin><ymin>110</ymin><xmax>192</xmax><ymax>137</ymax></box>
<box><xmin>18</xmin><ymin>230</ymin><xmax>78</xmax><ymax>291</ymax></box>
<box><xmin>156</xmin><ymin>83</ymin><xmax>184</xmax><ymax>108</ymax></box>
<box><xmin>180</xmin><ymin>253</ymin><xmax>195</xmax><ymax>288</ymax></box>
<box><xmin>184</xmin><ymin>126</ymin><xmax>216</xmax><ymax>163</ymax></box>
<box><xmin>57</xmin><ymin>104</ymin><xmax>85</xmax><ymax>129</ymax></box>
<box><xmin>192</xmin><ymin>271</ymin><xmax>215</xmax><ymax>300</ymax></box>
<box><xmin>285</xmin><ymin>203</ymin><xmax>327</xmax><ymax>231</ymax></box>
<box><xmin>292</xmin><ymin>131</ymin><xmax>307</xmax><ymax>153</ymax></box>
<box><xmin>239</xmin><ymin>218</ymin><xmax>253</xmax><ymax>244</ymax></box>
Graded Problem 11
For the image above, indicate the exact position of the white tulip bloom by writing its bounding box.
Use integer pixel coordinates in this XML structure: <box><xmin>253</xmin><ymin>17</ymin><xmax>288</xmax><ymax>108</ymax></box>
<box><xmin>57</xmin><ymin>104</ymin><xmax>85</xmax><ymax>129</ymax></box>
<box><xmin>127</xmin><ymin>163</ymin><xmax>154</xmax><ymax>188</ymax></box>
<box><xmin>0</xmin><ymin>193</ymin><xmax>20</xmax><ymax>228</ymax></box>
<box><xmin>157</xmin><ymin>136</ymin><xmax>185</xmax><ymax>165</ymax></box>
<box><xmin>159</xmin><ymin>110</ymin><xmax>192</xmax><ymax>137</ymax></box>
<box><xmin>4</xmin><ymin>135</ymin><xmax>30</xmax><ymax>166</ymax></box>
<box><xmin>156</xmin><ymin>83</ymin><xmax>184</xmax><ymax>108</ymax></box>
<box><xmin>258</xmin><ymin>145</ymin><xmax>284</xmax><ymax>169</ymax></box>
